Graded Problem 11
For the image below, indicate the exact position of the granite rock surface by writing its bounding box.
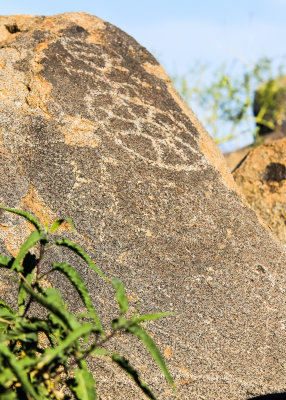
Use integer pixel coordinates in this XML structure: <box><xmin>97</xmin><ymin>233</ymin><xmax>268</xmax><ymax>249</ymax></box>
<box><xmin>0</xmin><ymin>12</ymin><xmax>286</xmax><ymax>400</ymax></box>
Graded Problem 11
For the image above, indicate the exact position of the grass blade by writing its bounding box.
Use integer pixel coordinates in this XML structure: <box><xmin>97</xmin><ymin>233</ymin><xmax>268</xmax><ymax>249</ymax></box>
<box><xmin>55</xmin><ymin>239</ymin><xmax>107</xmax><ymax>281</ymax></box>
<box><xmin>111</xmin><ymin>277</ymin><xmax>128</xmax><ymax>314</ymax></box>
<box><xmin>50</xmin><ymin>218</ymin><xmax>75</xmax><ymax>233</ymax></box>
<box><xmin>35</xmin><ymin>323</ymin><xmax>93</xmax><ymax>371</ymax></box>
<box><xmin>70</xmin><ymin>368</ymin><xmax>97</xmax><ymax>400</ymax></box>
<box><xmin>52</xmin><ymin>262</ymin><xmax>105</xmax><ymax>337</ymax></box>
<box><xmin>112</xmin><ymin>353</ymin><xmax>157</xmax><ymax>400</ymax></box>
<box><xmin>0</xmin><ymin>255</ymin><xmax>13</xmax><ymax>268</ymax></box>
<box><xmin>132</xmin><ymin>312</ymin><xmax>174</xmax><ymax>324</ymax></box>
<box><xmin>11</xmin><ymin>230</ymin><xmax>43</xmax><ymax>272</ymax></box>
<box><xmin>0</xmin><ymin>206</ymin><xmax>42</xmax><ymax>233</ymax></box>
<box><xmin>126</xmin><ymin>323</ymin><xmax>175</xmax><ymax>390</ymax></box>
<box><xmin>22</xmin><ymin>284</ymin><xmax>79</xmax><ymax>331</ymax></box>
<box><xmin>0</xmin><ymin>342</ymin><xmax>42</xmax><ymax>400</ymax></box>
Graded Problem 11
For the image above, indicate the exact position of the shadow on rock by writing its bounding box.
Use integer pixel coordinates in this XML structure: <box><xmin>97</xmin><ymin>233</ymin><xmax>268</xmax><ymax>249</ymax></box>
<box><xmin>249</xmin><ymin>394</ymin><xmax>286</xmax><ymax>399</ymax></box>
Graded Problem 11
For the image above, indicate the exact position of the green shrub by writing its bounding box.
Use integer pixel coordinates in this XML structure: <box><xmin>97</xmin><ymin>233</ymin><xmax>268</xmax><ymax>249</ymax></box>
<box><xmin>173</xmin><ymin>57</ymin><xmax>286</xmax><ymax>146</ymax></box>
<box><xmin>0</xmin><ymin>206</ymin><xmax>174</xmax><ymax>400</ymax></box>
<box><xmin>253</xmin><ymin>76</ymin><xmax>286</xmax><ymax>135</ymax></box>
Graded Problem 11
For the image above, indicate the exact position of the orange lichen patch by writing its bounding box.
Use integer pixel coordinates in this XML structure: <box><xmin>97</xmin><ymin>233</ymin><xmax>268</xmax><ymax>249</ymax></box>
<box><xmin>35</xmin><ymin>42</ymin><xmax>49</xmax><ymax>53</ymax></box>
<box><xmin>0</xmin><ymin>224</ymin><xmax>9</xmax><ymax>231</ymax></box>
<box><xmin>25</xmin><ymin>71</ymin><xmax>53</xmax><ymax>118</ymax></box>
<box><xmin>78</xmin><ymin>233</ymin><xmax>93</xmax><ymax>244</ymax></box>
<box><xmin>86</xmin><ymin>29</ymin><xmax>105</xmax><ymax>46</ymax></box>
<box><xmin>198</xmin><ymin>128</ymin><xmax>238</xmax><ymax>192</ymax></box>
<box><xmin>38</xmin><ymin>279</ymin><xmax>52</xmax><ymax>289</ymax></box>
<box><xmin>51</xmin><ymin>221</ymin><xmax>75</xmax><ymax>234</ymax></box>
<box><xmin>0</xmin><ymin>14</ymin><xmax>39</xmax><ymax>29</ymax></box>
<box><xmin>140</xmin><ymin>81</ymin><xmax>152</xmax><ymax>89</ymax></box>
<box><xmin>60</xmin><ymin>116</ymin><xmax>100</xmax><ymax>148</ymax></box>
<box><xmin>0</xmin><ymin>26</ymin><xmax>10</xmax><ymax>45</ymax></box>
<box><xmin>179</xmin><ymin>366</ymin><xmax>189</xmax><ymax>374</ymax></box>
<box><xmin>31</xmin><ymin>12</ymin><xmax>106</xmax><ymax>46</ymax></box>
<box><xmin>144</xmin><ymin>229</ymin><xmax>153</xmax><ymax>238</ymax></box>
<box><xmin>68</xmin><ymin>13</ymin><xmax>106</xmax><ymax>46</ymax></box>
<box><xmin>30</xmin><ymin>71</ymin><xmax>52</xmax><ymax>95</ymax></box>
<box><xmin>164</xmin><ymin>347</ymin><xmax>173</xmax><ymax>359</ymax></box>
<box><xmin>0</xmin><ymin>90</ymin><xmax>10</xmax><ymax>101</ymax></box>
<box><xmin>114</xmin><ymin>66</ymin><xmax>129</xmax><ymax>73</ymax></box>
<box><xmin>20</xmin><ymin>184</ymin><xmax>57</xmax><ymax>226</ymax></box>
<box><xmin>175</xmin><ymin>378</ymin><xmax>193</xmax><ymax>386</ymax></box>
<box><xmin>126</xmin><ymin>291</ymin><xmax>138</xmax><ymax>303</ymax></box>
<box><xmin>143</xmin><ymin>62</ymin><xmax>170</xmax><ymax>81</ymax></box>
<box><xmin>0</xmin><ymin>280</ymin><xmax>10</xmax><ymax>297</ymax></box>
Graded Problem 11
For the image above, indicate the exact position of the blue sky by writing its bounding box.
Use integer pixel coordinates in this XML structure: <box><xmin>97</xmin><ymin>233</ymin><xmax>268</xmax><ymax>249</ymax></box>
<box><xmin>1</xmin><ymin>0</ymin><xmax>285</xmax><ymax>75</ymax></box>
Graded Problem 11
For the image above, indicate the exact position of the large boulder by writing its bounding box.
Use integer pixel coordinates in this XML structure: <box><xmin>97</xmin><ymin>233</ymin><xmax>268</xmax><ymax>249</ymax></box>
<box><xmin>224</xmin><ymin>130</ymin><xmax>286</xmax><ymax>172</ymax></box>
<box><xmin>0</xmin><ymin>12</ymin><xmax>286</xmax><ymax>399</ymax></box>
<box><xmin>233</xmin><ymin>137</ymin><xmax>286</xmax><ymax>245</ymax></box>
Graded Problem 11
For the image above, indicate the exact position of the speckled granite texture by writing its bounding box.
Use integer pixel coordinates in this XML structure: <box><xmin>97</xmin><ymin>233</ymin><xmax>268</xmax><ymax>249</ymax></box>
<box><xmin>0</xmin><ymin>13</ymin><xmax>286</xmax><ymax>399</ymax></box>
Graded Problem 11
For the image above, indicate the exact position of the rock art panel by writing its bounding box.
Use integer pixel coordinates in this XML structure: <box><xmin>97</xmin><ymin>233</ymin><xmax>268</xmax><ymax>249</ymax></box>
<box><xmin>0</xmin><ymin>12</ymin><xmax>286</xmax><ymax>399</ymax></box>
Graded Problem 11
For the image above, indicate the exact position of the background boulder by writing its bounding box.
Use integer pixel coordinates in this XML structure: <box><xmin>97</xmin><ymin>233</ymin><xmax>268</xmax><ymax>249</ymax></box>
<box><xmin>0</xmin><ymin>12</ymin><xmax>286</xmax><ymax>399</ymax></box>
<box><xmin>233</xmin><ymin>137</ymin><xmax>286</xmax><ymax>245</ymax></box>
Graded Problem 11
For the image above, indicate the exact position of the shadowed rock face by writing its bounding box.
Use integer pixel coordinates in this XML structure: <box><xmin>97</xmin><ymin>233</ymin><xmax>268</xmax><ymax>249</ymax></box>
<box><xmin>0</xmin><ymin>12</ymin><xmax>286</xmax><ymax>399</ymax></box>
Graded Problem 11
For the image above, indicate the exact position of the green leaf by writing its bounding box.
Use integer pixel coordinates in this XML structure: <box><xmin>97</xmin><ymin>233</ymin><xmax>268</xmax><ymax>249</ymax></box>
<box><xmin>11</xmin><ymin>230</ymin><xmax>43</xmax><ymax>272</ymax></box>
<box><xmin>0</xmin><ymin>342</ymin><xmax>42</xmax><ymax>400</ymax></box>
<box><xmin>132</xmin><ymin>312</ymin><xmax>174</xmax><ymax>324</ymax></box>
<box><xmin>126</xmin><ymin>323</ymin><xmax>175</xmax><ymax>390</ymax></box>
<box><xmin>0</xmin><ymin>307</ymin><xmax>16</xmax><ymax>333</ymax></box>
<box><xmin>70</xmin><ymin>368</ymin><xmax>97</xmax><ymax>400</ymax></box>
<box><xmin>0</xmin><ymin>366</ymin><xmax>15</xmax><ymax>387</ymax></box>
<box><xmin>112</xmin><ymin>353</ymin><xmax>157</xmax><ymax>400</ymax></box>
<box><xmin>0</xmin><ymin>255</ymin><xmax>13</xmax><ymax>269</ymax></box>
<box><xmin>35</xmin><ymin>323</ymin><xmax>94</xmax><ymax>372</ymax></box>
<box><xmin>0</xmin><ymin>300</ymin><xmax>13</xmax><ymax>312</ymax></box>
<box><xmin>111</xmin><ymin>317</ymin><xmax>129</xmax><ymax>330</ymax></box>
<box><xmin>55</xmin><ymin>239</ymin><xmax>107</xmax><ymax>281</ymax></box>
<box><xmin>7</xmin><ymin>329</ymin><xmax>38</xmax><ymax>345</ymax></box>
<box><xmin>21</xmin><ymin>284</ymin><xmax>79</xmax><ymax>331</ymax></box>
<box><xmin>90</xmin><ymin>348</ymin><xmax>110</xmax><ymax>356</ymax></box>
<box><xmin>0</xmin><ymin>388</ymin><xmax>18</xmax><ymax>400</ymax></box>
<box><xmin>0</xmin><ymin>206</ymin><xmax>42</xmax><ymax>233</ymax></box>
<box><xmin>50</xmin><ymin>218</ymin><xmax>76</xmax><ymax>233</ymax></box>
<box><xmin>52</xmin><ymin>262</ymin><xmax>105</xmax><ymax>337</ymax></box>
<box><xmin>6</xmin><ymin>319</ymin><xmax>51</xmax><ymax>344</ymax></box>
<box><xmin>111</xmin><ymin>277</ymin><xmax>128</xmax><ymax>314</ymax></box>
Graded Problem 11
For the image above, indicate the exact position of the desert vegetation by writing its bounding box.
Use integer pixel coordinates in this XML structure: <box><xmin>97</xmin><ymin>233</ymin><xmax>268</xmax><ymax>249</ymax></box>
<box><xmin>0</xmin><ymin>207</ymin><xmax>174</xmax><ymax>400</ymax></box>
<box><xmin>173</xmin><ymin>56</ymin><xmax>286</xmax><ymax>148</ymax></box>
